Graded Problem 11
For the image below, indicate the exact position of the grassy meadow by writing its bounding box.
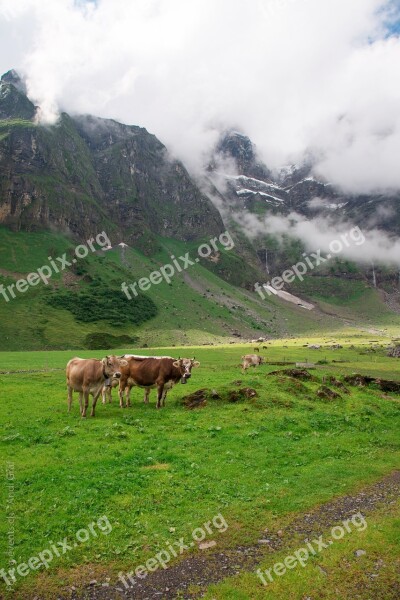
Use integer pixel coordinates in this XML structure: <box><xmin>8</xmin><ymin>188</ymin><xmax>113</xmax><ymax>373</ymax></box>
<box><xmin>1</xmin><ymin>332</ymin><xmax>400</xmax><ymax>598</ymax></box>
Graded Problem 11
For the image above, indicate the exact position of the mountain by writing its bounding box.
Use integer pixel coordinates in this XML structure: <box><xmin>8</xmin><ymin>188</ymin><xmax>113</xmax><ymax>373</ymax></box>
<box><xmin>0</xmin><ymin>71</ymin><xmax>223</xmax><ymax>248</ymax></box>
<box><xmin>1</xmin><ymin>71</ymin><xmax>400</xmax><ymax>350</ymax></box>
<box><xmin>207</xmin><ymin>130</ymin><xmax>400</xmax><ymax>233</ymax></box>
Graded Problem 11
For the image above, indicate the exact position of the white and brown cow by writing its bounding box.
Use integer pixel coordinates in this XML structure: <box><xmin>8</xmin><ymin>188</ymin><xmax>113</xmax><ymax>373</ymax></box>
<box><xmin>242</xmin><ymin>354</ymin><xmax>264</xmax><ymax>372</ymax></box>
<box><xmin>66</xmin><ymin>355</ymin><xmax>128</xmax><ymax>417</ymax></box>
<box><xmin>118</xmin><ymin>356</ymin><xmax>200</xmax><ymax>409</ymax></box>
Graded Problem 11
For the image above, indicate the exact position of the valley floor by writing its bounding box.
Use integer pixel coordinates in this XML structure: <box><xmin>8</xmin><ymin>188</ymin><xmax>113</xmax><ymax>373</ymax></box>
<box><xmin>0</xmin><ymin>333</ymin><xmax>399</xmax><ymax>599</ymax></box>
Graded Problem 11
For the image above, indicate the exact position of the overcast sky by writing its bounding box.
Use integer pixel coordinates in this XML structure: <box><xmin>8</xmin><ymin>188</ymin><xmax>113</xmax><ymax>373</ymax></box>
<box><xmin>1</xmin><ymin>0</ymin><xmax>399</xmax><ymax>194</ymax></box>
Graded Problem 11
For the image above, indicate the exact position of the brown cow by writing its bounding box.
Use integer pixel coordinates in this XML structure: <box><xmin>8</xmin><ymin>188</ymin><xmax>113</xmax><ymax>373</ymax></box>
<box><xmin>119</xmin><ymin>356</ymin><xmax>200</xmax><ymax>409</ymax></box>
<box><xmin>117</xmin><ymin>355</ymin><xmax>172</xmax><ymax>405</ymax></box>
<box><xmin>66</xmin><ymin>355</ymin><xmax>127</xmax><ymax>417</ymax></box>
<box><xmin>242</xmin><ymin>354</ymin><xmax>264</xmax><ymax>372</ymax></box>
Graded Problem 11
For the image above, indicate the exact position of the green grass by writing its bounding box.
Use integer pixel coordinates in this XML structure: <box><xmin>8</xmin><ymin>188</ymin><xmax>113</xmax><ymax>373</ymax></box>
<box><xmin>1</xmin><ymin>226</ymin><xmax>364</xmax><ymax>351</ymax></box>
<box><xmin>0</xmin><ymin>337</ymin><xmax>399</xmax><ymax>598</ymax></box>
<box><xmin>205</xmin><ymin>503</ymin><xmax>400</xmax><ymax>599</ymax></box>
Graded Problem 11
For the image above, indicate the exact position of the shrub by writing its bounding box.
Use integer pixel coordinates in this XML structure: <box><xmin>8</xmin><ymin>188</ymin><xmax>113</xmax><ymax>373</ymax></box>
<box><xmin>45</xmin><ymin>284</ymin><xmax>157</xmax><ymax>326</ymax></box>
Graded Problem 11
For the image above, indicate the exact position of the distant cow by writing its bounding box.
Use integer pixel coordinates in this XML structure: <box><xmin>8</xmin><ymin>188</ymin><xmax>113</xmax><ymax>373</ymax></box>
<box><xmin>66</xmin><ymin>355</ymin><xmax>128</xmax><ymax>417</ymax></box>
<box><xmin>242</xmin><ymin>354</ymin><xmax>264</xmax><ymax>372</ymax></box>
<box><xmin>101</xmin><ymin>377</ymin><xmax>120</xmax><ymax>404</ymax></box>
<box><xmin>119</xmin><ymin>356</ymin><xmax>200</xmax><ymax>409</ymax></box>
<box><xmin>254</xmin><ymin>347</ymin><xmax>260</xmax><ymax>353</ymax></box>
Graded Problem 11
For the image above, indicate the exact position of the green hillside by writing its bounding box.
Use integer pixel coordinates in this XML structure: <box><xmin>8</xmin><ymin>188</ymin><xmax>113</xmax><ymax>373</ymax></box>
<box><xmin>1</xmin><ymin>226</ymin><xmax>400</xmax><ymax>351</ymax></box>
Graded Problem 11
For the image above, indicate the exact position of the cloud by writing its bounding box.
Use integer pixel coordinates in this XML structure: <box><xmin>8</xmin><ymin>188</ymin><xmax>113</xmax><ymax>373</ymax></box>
<box><xmin>226</xmin><ymin>207</ymin><xmax>400</xmax><ymax>266</ymax></box>
<box><xmin>0</xmin><ymin>0</ymin><xmax>400</xmax><ymax>193</ymax></box>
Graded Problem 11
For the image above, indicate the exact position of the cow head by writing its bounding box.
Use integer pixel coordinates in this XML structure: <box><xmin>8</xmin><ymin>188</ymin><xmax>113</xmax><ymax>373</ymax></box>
<box><xmin>172</xmin><ymin>357</ymin><xmax>200</xmax><ymax>384</ymax></box>
<box><xmin>101</xmin><ymin>355</ymin><xmax>128</xmax><ymax>380</ymax></box>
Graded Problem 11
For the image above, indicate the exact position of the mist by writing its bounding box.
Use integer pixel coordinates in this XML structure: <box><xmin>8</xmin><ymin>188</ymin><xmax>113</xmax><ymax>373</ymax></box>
<box><xmin>226</xmin><ymin>208</ymin><xmax>400</xmax><ymax>266</ymax></box>
<box><xmin>1</xmin><ymin>0</ymin><xmax>400</xmax><ymax>195</ymax></box>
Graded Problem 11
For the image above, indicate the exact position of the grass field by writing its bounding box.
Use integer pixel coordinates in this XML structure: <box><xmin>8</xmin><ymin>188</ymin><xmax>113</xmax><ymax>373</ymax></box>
<box><xmin>1</xmin><ymin>333</ymin><xmax>400</xmax><ymax>598</ymax></box>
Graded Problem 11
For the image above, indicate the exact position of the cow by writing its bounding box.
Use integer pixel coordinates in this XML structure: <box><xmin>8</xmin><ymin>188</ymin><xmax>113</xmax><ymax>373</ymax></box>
<box><xmin>101</xmin><ymin>377</ymin><xmax>120</xmax><ymax>404</ymax></box>
<box><xmin>118</xmin><ymin>356</ymin><xmax>200</xmax><ymax>409</ymax></box>
<box><xmin>254</xmin><ymin>347</ymin><xmax>260</xmax><ymax>353</ymax></box>
<box><xmin>66</xmin><ymin>355</ymin><xmax>128</xmax><ymax>417</ymax></box>
<box><xmin>242</xmin><ymin>354</ymin><xmax>264</xmax><ymax>372</ymax></box>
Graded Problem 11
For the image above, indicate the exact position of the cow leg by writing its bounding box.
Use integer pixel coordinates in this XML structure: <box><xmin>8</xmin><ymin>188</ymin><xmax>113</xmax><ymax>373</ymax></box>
<box><xmin>144</xmin><ymin>388</ymin><xmax>150</xmax><ymax>404</ymax></box>
<box><xmin>118</xmin><ymin>381</ymin><xmax>126</xmax><ymax>408</ymax></box>
<box><xmin>101</xmin><ymin>386</ymin><xmax>107</xmax><ymax>404</ymax></box>
<box><xmin>156</xmin><ymin>384</ymin><xmax>165</xmax><ymax>409</ymax></box>
<box><xmin>82</xmin><ymin>390</ymin><xmax>90</xmax><ymax>418</ymax></box>
<box><xmin>161</xmin><ymin>389</ymin><xmax>168</xmax><ymax>407</ymax></box>
<box><xmin>78</xmin><ymin>392</ymin><xmax>83</xmax><ymax>414</ymax></box>
<box><xmin>91</xmin><ymin>390</ymin><xmax>101</xmax><ymax>417</ymax></box>
<box><xmin>125</xmin><ymin>386</ymin><xmax>132</xmax><ymax>408</ymax></box>
<box><xmin>108</xmin><ymin>387</ymin><xmax>112</xmax><ymax>403</ymax></box>
<box><xmin>67</xmin><ymin>385</ymin><xmax>73</xmax><ymax>412</ymax></box>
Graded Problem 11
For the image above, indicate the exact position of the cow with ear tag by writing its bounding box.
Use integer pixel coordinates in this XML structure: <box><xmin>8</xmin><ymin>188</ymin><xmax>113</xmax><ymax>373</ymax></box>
<box><xmin>118</xmin><ymin>356</ymin><xmax>200</xmax><ymax>409</ymax></box>
<box><xmin>66</xmin><ymin>355</ymin><xmax>128</xmax><ymax>417</ymax></box>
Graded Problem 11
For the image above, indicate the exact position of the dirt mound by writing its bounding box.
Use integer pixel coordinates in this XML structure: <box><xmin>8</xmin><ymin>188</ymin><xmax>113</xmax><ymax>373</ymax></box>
<box><xmin>322</xmin><ymin>376</ymin><xmax>350</xmax><ymax>394</ymax></box>
<box><xmin>269</xmin><ymin>369</ymin><xmax>316</xmax><ymax>381</ymax></box>
<box><xmin>387</xmin><ymin>345</ymin><xmax>400</xmax><ymax>358</ymax></box>
<box><xmin>182</xmin><ymin>389</ymin><xmax>209</xmax><ymax>409</ymax></box>
<box><xmin>376</xmin><ymin>379</ymin><xmax>400</xmax><ymax>393</ymax></box>
<box><xmin>344</xmin><ymin>374</ymin><xmax>377</xmax><ymax>387</ymax></box>
<box><xmin>344</xmin><ymin>374</ymin><xmax>400</xmax><ymax>394</ymax></box>
<box><xmin>182</xmin><ymin>387</ymin><xmax>258</xmax><ymax>408</ymax></box>
<box><xmin>317</xmin><ymin>386</ymin><xmax>342</xmax><ymax>401</ymax></box>
<box><xmin>228</xmin><ymin>388</ymin><xmax>258</xmax><ymax>403</ymax></box>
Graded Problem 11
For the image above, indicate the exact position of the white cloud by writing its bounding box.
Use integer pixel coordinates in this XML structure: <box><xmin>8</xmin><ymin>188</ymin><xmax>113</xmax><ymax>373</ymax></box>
<box><xmin>229</xmin><ymin>208</ymin><xmax>400</xmax><ymax>265</ymax></box>
<box><xmin>0</xmin><ymin>0</ymin><xmax>400</xmax><ymax>192</ymax></box>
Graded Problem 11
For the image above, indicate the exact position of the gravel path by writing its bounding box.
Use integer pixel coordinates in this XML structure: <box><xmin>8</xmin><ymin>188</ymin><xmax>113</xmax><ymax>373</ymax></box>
<box><xmin>65</xmin><ymin>471</ymin><xmax>400</xmax><ymax>600</ymax></box>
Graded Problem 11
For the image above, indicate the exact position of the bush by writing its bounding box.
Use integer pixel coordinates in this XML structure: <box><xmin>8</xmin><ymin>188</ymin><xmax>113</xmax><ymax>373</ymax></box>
<box><xmin>45</xmin><ymin>284</ymin><xmax>157</xmax><ymax>326</ymax></box>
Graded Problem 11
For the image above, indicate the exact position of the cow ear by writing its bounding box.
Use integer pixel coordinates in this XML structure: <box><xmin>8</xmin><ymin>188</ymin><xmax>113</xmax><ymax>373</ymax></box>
<box><xmin>120</xmin><ymin>359</ymin><xmax>128</xmax><ymax>366</ymax></box>
<box><xmin>101</xmin><ymin>357</ymin><xmax>107</xmax><ymax>366</ymax></box>
<box><xmin>173</xmin><ymin>360</ymin><xmax>180</xmax><ymax>368</ymax></box>
<box><xmin>192</xmin><ymin>361</ymin><xmax>200</xmax><ymax>367</ymax></box>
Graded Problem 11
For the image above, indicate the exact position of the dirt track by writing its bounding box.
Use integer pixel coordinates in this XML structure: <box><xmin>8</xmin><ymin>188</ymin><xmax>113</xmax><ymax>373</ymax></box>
<box><xmin>65</xmin><ymin>471</ymin><xmax>400</xmax><ymax>600</ymax></box>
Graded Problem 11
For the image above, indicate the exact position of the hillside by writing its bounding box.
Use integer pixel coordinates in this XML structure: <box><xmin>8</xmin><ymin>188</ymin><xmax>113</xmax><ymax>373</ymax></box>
<box><xmin>207</xmin><ymin>130</ymin><xmax>400</xmax><ymax>233</ymax></box>
<box><xmin>1</xmin><ymin>71</ymin><xmax>400</xmax><ymax>350</ymax></box>
<box><xmin>0</xmin><ymin>70</ymin><xmax>223</xmax><ymax>247</ymax></box>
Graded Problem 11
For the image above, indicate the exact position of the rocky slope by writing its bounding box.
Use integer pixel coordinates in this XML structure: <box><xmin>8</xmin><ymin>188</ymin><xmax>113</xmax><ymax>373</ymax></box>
<box><xmin>207</xmin><ymin>130</ymin><xmax>400</xmax><ymax>234</ymax></box>
<box><xmin>0</xmin><ymin>70</ymin><xmax>224</xmax><ymax>248</ymax></box>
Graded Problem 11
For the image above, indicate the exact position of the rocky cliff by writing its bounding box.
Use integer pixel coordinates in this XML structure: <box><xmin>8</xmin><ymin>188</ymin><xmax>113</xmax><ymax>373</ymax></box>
<box><xmin>0</xmin><ymin>71</ymin><xmax>224</xmax><ymax>246</ymax></box>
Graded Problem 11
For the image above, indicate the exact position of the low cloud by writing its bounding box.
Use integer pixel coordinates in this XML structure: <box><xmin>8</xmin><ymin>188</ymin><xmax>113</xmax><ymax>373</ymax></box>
<box><xmin>229</xmin><ymin>209</ymin><xmax>400</xmax><ymax>265</ymax></box>
<box><xmin>0</xmin><ymin>0</ymin><xmax>400</xmax><ymax>194</ymax></box>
